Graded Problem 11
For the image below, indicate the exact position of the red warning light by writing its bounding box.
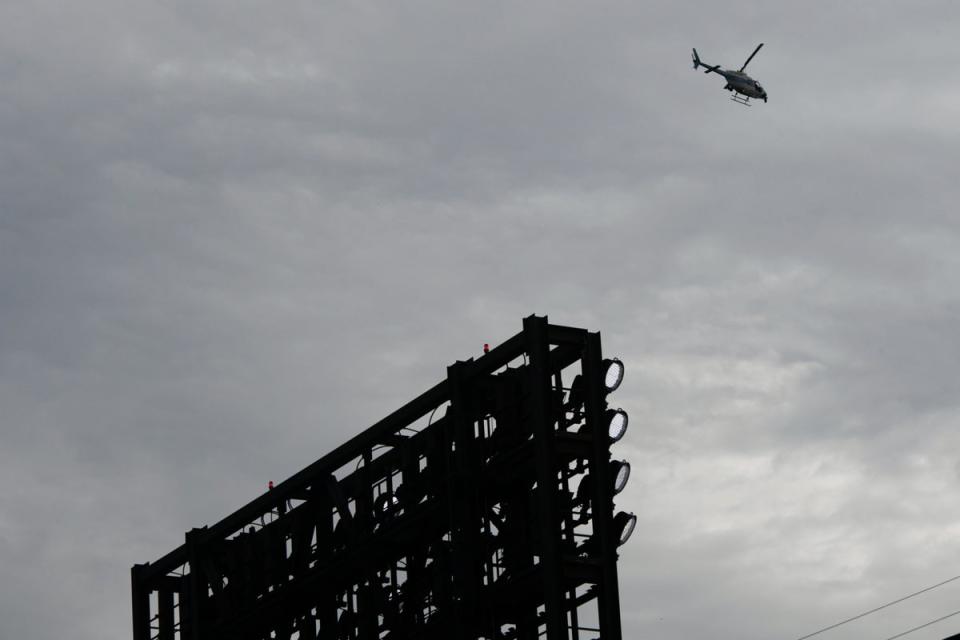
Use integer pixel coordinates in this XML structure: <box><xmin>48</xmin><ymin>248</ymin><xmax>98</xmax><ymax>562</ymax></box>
<box><xmin>483</xmin><ymin>343</ymin><xmax>490</xmax><ymax>354</ymax></box>
<box><xmin>268</xmin><ymin>481</ymin><xmax>274</xmax><ymax>490</ymax></box>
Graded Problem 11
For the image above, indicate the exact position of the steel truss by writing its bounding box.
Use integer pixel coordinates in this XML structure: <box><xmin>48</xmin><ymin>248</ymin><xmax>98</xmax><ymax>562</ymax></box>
<box><xmin>132</xmin><ymin>315</ymin><xmax>626</xmax><ymax>640</ymax></box>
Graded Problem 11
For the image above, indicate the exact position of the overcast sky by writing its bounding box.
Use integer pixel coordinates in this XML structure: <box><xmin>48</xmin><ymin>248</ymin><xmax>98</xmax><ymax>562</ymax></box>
<box><xmin>3</xmin><ymin>1</ymin><xmax>960</xmax><ymax>638</ymax></box>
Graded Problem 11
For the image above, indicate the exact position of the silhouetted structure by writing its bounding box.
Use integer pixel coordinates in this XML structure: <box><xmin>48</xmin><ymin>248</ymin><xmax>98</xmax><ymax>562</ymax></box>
<box><xmin>132</xmin><ymin>315</ymin><xmax>634</xmax><ymax>639</ymax></box>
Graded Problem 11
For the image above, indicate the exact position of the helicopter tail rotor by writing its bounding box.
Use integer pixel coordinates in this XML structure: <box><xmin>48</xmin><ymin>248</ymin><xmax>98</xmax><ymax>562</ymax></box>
<box><xmin>691</xmin><ymin>48</ymin><xmax>701</xmax><ymax>69</ymax></box>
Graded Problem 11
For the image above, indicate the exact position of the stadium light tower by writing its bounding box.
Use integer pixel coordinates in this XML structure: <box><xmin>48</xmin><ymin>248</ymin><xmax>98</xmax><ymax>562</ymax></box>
<box><xmin>132</xmin><ymin>315</ymin><xmax>633</xmax><ymax>640</ymax></box>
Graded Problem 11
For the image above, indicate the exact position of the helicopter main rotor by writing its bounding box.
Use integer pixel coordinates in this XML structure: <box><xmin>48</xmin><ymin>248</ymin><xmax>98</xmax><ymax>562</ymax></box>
<box><xmin>739</xmin><ymin>43</ymin><xmax>763</xmax><ymax>72</ymax></box>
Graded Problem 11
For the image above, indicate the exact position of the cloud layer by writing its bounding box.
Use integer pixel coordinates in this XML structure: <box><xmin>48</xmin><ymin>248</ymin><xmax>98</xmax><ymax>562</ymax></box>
<box><xmin>3</xmin><ymin>2</ymin><xmax>960</xmax><ymax>639</ymax></box>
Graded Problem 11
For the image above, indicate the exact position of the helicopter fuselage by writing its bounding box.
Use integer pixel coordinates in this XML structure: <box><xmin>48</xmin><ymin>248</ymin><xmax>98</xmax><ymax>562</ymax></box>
<box><xmin>717</xmin><ymin>70</ymin><xmax>767</xmax><ymax>100</ymax></box>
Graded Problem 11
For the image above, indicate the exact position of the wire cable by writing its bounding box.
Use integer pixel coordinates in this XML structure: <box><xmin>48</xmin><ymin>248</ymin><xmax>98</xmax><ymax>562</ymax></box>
<box><xmin>793</xmin><ymin>574</ymin><xmax>960</xmax><ymax>640</ymax></box>
<box><xmin>882</xmin><ymin>608</ymin><xmax>960</xmax><ymax>640</ymax></box>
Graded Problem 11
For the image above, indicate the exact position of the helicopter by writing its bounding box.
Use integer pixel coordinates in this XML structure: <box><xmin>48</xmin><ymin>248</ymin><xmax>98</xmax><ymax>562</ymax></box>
<box><xmin>692</xmin><ymin>43</ymin><xmax>767</xmax><ymax>105</ymax></box>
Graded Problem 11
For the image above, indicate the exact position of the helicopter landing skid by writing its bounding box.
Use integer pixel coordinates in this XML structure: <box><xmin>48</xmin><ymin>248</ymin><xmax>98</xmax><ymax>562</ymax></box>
<box><xmin>730</xmin><ymin>94</ymin><xmax>751</xmax><ymax>106</ymax></box>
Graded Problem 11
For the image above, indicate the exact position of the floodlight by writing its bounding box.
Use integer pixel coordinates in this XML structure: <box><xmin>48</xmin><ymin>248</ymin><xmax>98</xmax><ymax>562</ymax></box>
<box><xmin>602</xmin><ymin>358</ymin><xmax>624</xmax><ymax>392</ymax></box>
<box><xmin>613</xmin><ymin>511</ymin><xmax>637</xmax><ymax>546</ymax></box>
<box><xmin>574</xmin><ymin>460</ymin><xmax>631</xmax><ymax>512</ymax></box>
<box><xmin>374</xmin><ymin>492</ymin><xmax>400</xmax><ymax>517</ymax></box>
<box><xmin>606</xmin><ymin>409</ymin><xmax>628</xmax><ymax>442</ymax></box>
<box><xmin>611</xmin><ymin>460</ymin><xmax>630</xmax><ymax>495</ymax></box>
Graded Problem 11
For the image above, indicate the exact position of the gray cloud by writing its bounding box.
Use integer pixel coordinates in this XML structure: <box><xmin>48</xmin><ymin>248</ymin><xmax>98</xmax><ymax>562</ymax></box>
<box><xmin>3</xmin><ymin>2</ymin><xmax>960</xmax><ymax>639</ymax></box>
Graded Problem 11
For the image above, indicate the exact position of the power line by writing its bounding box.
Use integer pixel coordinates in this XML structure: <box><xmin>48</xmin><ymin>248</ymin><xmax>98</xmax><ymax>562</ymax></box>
<box><xmin>882</xmin><ymin>608</ymin><xmax>960</xmax><ymax>640</ymax></box>
<box><xmin>794</xmin><ymin>574</ymin><xmax>960</xmax><ymax>640</ymax></box>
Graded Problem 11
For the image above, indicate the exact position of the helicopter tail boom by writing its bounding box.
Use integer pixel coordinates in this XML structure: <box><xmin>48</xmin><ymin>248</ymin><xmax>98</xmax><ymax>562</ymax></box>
<box><xmin>692</xmin><ymin>48</ymin><xmax>721</xmax><ymax>74</ymax></box>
